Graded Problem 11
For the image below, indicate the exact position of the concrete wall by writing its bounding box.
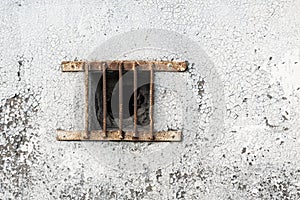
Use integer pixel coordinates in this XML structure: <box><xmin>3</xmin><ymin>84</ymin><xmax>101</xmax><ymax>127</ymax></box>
<box><xmin>1</xmin><ymin>0</ymin><xmax>300</xmax><ymax>199</ymax></box>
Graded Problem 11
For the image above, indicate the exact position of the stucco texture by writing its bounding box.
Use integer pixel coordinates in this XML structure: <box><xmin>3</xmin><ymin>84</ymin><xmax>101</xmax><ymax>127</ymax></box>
<box><xmin>1</xmin><ymin>0</ymin><xmax>300</xmax><ymax>199</ymax></box>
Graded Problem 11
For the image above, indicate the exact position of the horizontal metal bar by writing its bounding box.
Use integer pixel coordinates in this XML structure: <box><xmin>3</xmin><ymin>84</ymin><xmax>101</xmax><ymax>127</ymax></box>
<box><xmin>61</xmin><ymin>60</ymin><xmax>187</xmax><ymax>72</ymax></box>
<box><xmin>56</xmin><ymin>130</ymin><xmax>181</xmax><ymax>141</ymax></box>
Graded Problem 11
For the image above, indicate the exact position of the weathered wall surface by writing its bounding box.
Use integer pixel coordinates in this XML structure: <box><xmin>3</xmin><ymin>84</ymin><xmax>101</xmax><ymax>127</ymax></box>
<box><xmin>1</xmin><ymin>0</ymin><xmax>300</xmax><ymax>199</ymax></box>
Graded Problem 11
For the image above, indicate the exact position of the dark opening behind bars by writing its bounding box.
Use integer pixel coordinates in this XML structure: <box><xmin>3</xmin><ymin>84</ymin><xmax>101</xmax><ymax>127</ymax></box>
<box><xmin>91</xmin><ymin>62</ymin><xmax>155</xmax><ymax>139</ymax></box>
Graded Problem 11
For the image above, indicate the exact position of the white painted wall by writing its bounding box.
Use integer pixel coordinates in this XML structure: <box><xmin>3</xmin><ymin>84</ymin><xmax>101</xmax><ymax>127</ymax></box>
<box><xmin>0</xmin><ymin>0</ymin><xmax>300</xmax><ymax>199</ymax></box>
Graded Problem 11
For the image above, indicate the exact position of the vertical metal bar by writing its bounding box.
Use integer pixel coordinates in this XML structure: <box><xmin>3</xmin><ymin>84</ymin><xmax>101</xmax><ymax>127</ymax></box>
<box><xmin>133</xmin><ymin>62</ymin><xmax>138</xmax><ymax>138</ymax></box>
<box><xmin>149</xmin><ymin>63</ymin><xmax>154</xmax><ymax>138</ymax></box>
<box><xmin>102</xmin><ymin>63</ymin><xmax>107</xmax><ymax>136</ymax></box>
<box><xmin>84</xmin><ymin>63</ymin><xmax>89</xmax><ymax>139</ymax></box>
<box><xmin>118</xmin><ymin>63</ymin><xmax>123</xmax><ymax>138</ymax></box>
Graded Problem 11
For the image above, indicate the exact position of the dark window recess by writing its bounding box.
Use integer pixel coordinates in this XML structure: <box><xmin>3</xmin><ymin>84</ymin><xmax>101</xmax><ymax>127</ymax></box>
<box><xmin>95</xmin><ymin>70</ymin><xmax>151</xmax><ymax>129</ymax></box>
<box><xmin>57</xmin><ymin>60</ymin><xmax>187</xmax><ymax>142</ymax></box>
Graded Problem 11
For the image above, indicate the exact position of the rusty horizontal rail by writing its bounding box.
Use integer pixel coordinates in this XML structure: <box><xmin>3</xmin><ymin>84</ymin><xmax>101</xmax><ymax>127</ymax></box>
<box><xmin>56</xmin><ymin>130</ymin><xmax>181</xmax><ymax>141</ymax></box>
<box><xmin>61</xmin><ymin>60</ymin><xmax>187</xmax><ymax>72</ymax></box>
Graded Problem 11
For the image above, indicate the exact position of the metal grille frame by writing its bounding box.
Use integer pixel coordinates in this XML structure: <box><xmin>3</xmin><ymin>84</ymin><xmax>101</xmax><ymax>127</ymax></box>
<box><xmin>56</xmin><ymin>60</ymin><xmax>187</xmax><ymax>142</ymax></box>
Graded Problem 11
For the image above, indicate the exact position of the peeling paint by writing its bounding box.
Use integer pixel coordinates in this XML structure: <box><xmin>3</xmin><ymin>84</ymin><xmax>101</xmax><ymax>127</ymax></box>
<box><xmin>1</xmin><ymin>0</ymin><xmax>300</xmax><ymax>199</ymax></box>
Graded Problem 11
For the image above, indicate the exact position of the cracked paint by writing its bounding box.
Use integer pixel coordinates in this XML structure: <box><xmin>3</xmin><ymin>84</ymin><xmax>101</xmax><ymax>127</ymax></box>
<box><xmin>1</xmin><ymin>0</ymin><xmax>300</xmax><ymax>199</ymax></box>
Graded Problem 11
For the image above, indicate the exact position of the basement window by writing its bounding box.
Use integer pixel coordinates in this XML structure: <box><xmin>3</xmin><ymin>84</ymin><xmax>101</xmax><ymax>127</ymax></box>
<box><xmin>57</xmin><ymin>60</ymin><xmax>187</xmax><ymax>142</ymax></box>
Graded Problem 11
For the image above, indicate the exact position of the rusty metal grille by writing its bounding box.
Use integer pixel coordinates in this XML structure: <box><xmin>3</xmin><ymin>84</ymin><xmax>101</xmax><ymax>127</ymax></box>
<box><xmin>57</xmin><ymin>60</ymin><xmax>187</xmax><ymax>141</ymax></box>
